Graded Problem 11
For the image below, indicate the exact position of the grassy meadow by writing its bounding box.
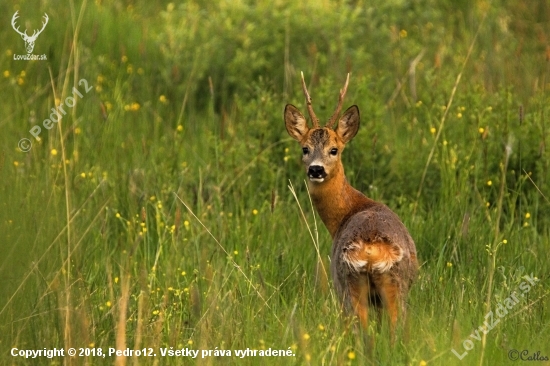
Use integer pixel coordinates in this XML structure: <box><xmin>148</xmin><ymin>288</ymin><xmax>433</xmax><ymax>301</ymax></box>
<box><xmin>1</xmin><ymin>0</ymin><xmax>549</xmax><ymax>364</ymax></box>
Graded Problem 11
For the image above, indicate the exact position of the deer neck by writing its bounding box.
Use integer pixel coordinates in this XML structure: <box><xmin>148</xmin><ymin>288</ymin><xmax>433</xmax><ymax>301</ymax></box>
<box><xmin>308</xmin><ymin>165</ymin><xmax>373</xmax><ymax>238</ymax></box>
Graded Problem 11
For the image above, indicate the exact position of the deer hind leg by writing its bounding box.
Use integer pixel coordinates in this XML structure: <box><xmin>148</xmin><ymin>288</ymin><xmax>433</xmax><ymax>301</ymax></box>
<box><xmin>348</xmin><ymin>278</ymin><xmax>370</xmax><ymax>329</ymax></box>
<box><xmin>376</xmin><ymin>274</ymin><xmax>404</xmax><ymax>343</ymax></box>
<box><xmin>347</xmin><ymin>277</ymin><xmax>379</xmax><ymax>354</ymax></box>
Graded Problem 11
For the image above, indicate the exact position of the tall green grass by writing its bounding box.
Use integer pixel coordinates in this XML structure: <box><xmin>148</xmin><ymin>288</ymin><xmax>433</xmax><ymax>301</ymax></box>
<box><xmin>1</xmin><ymin>0</ymin><xmax>548</xmax><ymax>365</ymax></box>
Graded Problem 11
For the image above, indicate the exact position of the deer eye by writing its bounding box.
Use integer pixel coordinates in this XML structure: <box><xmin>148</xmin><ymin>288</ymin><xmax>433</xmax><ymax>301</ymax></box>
<box><xmin>330</xmin><ymin>148</ymin><xmax>338</xmax><ymax>156</ymax></box>
<box><xmin>302</xmin><ymin>147</ymin><xmax>309</xmax><ymax>155</ymax></box>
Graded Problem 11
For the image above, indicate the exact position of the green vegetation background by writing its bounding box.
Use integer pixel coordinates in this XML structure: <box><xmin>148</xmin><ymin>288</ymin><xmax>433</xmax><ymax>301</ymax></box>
<box><xmin>0</xmin><ymin>0</ymin><xmax>548</xmax><ymax>364</ymax></box>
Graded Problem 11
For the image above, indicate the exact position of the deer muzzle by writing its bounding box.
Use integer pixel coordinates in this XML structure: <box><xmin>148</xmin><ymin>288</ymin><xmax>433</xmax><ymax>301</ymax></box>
<box><xmin>308</xmin><ymin>165</ymin><xmax>327</xmax><ymax>182</ymax></box>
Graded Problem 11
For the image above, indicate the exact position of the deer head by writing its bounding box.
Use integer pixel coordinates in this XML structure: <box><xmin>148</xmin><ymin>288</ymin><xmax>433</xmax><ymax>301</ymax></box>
<box><xmin>11</xmin><ymin>11</ymin><xmax>49</xmax><ymax>54</ymax></box>
<box><xmin>285</xmin><ymin>72</ymin><xmax>360</xmax><ymax>184</ymax></box>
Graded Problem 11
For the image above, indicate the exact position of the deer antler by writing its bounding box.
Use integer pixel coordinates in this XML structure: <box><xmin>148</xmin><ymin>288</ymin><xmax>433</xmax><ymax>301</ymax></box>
<box><xmin>34</xmin><ymin>13</ymin><xmax>49</xmax><ymax>38</ymax></box>
<box><xmin>11</xmin><ymin>11</ymin><xmax>27</xmax><ymax>37</ymax></box>
<box><xmin>300</xmin><ymin>72</ymin><xmax>320</xmax><ymax>128</ymax></box>
<box><xmin>11</xmin><ymin>12</ymin><xmax>49</xmax><ymax>39</ymax></box>
<box><xmin>326</xmin><ymin>73</ymin><xmax>350</xmax><ymax>129</ymax></box>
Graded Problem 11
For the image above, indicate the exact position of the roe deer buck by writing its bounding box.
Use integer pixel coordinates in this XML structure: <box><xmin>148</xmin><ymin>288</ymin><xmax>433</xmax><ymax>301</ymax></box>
<box><xmin>284</xmin><ymin>72</ymin><xmax>418</xmax><ymax>338</ymax></box>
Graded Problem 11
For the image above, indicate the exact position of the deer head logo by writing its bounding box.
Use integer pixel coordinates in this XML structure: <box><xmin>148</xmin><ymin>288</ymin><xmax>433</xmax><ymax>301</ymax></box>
<box><xmin>11</xmin><ymin>11</ymin><xmax>49</xmax><ymax>54</ymax></box>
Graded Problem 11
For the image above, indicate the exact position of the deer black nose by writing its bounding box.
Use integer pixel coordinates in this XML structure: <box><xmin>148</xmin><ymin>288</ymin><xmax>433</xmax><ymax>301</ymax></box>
<box><xmin>308</xmin><ymin>165</ymin><xmax>326</xmax><ymax>179</ymax></box>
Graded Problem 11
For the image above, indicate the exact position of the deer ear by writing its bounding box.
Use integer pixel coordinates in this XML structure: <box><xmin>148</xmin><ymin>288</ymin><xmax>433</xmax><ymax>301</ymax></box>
<box><xmin>336</xmin><ymin>105</ymin><xmax>360</xmax><ymax>143</ymax></box>
<box><xmin>284</xmin><ymin>104</ymin><xmax>309</xmax><ymax>141</ymax></box>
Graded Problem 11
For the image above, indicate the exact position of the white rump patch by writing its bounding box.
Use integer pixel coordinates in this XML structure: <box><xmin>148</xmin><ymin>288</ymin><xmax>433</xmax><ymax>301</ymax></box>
<box><xmin>369</xmin><ymin>243</ymin><xmax>403</xmax><ymax>273</ymax></box>
<box><xmin>348</xmin><ymin>259</ymin><xmax>367</xmax><ymax>272</ymax></box>
<box><xmin>342</xmin><ymin>241</ymin><xmax>404</xmax><ymax>273</ymax></box>
<box><xmin>342</xmin><ymin>242</ymin><xmax>365</xmax><ymax>272</ymax></box>
<box><xmin>372</xmin><ymin>249</ymin><xmax>403</xmax><ymax>272</ymax></box>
